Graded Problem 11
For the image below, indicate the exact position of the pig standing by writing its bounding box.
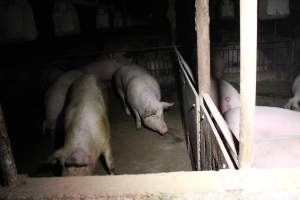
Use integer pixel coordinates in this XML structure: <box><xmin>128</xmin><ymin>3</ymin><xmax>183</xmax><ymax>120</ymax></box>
<box><xmin>49</xmin><ymin>74</ymin><xmax>114</xmax><ymax>175</ymax></box>
<box><xmin>285</xmin><ymin>74</ymin><xmax>300</xmax><ymax>111</ymax></box>
<box><xmin>224</xmin><ymin>106</ymin><xmax>300</xmax><ymax>168</ymax></box>
<box><xmin>80</xmin><ymin>53</ymin><xmax>131</xmax><ymax>81</ymax></box>
<box><xmin>113</xmin><ymin>64</ymin><xmax>174</xmax><ymax>135</ymax></box>
<box><xmin>43</xmin><ymin>70</ymin><xmax>83</xmax><ymax>135</ymax></box>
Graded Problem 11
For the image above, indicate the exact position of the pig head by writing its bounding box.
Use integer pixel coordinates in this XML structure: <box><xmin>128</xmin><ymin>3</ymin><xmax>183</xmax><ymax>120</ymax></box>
<box><xmin>141</xmin><ymin>101</ymin><xmax>174</xmax><ymax>135</ymax></box>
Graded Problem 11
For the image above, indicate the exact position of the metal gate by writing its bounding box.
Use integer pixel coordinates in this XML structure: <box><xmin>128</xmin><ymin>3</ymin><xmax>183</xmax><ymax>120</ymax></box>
<box><xmin>175</xmin><ymin>48</ymin><xmax>237</xmax><ymax>170</ymax></box>
<box><xmin>176</xmin><ymin>48</ymin><xmax>200</xmax><ymax>170</ymax></box>
<box><xmin>215</xmin><ymin>39</ymin><xmax>295</xmax><ymax>74</ymax></box>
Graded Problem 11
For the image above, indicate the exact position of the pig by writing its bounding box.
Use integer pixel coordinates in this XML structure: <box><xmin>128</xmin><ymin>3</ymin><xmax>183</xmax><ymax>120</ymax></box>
<box><xmin>48</xmin><ymin>74</ymin><xmax>114</xmax><ymax>175</ymax></box>
<box><xmin>79</xmin><ymin>53</ymin><xmax>132</xmax><ymax>81</ymax></box>
<box><xmin>224</xmin><ymin>106</ymin><xmax>300</xmax><ymax>168</ymax></box>
<box><xmin>254</xmin><ymin>137</ymin><xmax>300</xmax><ymax>168</ymax></box>
<box><xmin>40</xmin><ymin>66</ymin><xmax>64</xmax><ymax>90</ymax></box>
<box><xmin>284</xmin><ymin>74</ymin><xmax>300</xmax><ymax>111</ymax></box>
<box><xmin>113</xmin><ymin>64</ymin><xmax>174</xmax><ymax>135</ymax></box>
<box><xmin>181</xmin><ymin>57</ymin><xmax>240</xmax><ymax>114</ymax></box>
<box><xmin>224</xmin><ymin>106</ymin><xmax>300</xmax><ymax>141</ymax></box>
<box><xmin>210</xmin><ymin>79</ymin><xmax>241</xmax><ymax>114</ymax></box>
<box><xmin>43</xmin><ymin>70</ymin><xmax>83</xmax><ymax>135</ymax></box>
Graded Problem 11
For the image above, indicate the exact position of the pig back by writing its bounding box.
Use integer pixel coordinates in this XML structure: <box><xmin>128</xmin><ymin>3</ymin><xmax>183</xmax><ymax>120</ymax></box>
<box><xmin>224</xmin><ymin>106</ymin><xmax>300</xmax><ymax>141</ymax></box>
<box><xmin>80</xmin><ymin>54</ymin><xmax>131</xmax><ymax>81</ymax></box>
<box><xmin>117</xmin><ymin>64</ymin><xmax>160</xmax><ymax>92</ymax></box>
<box><xmin>64</xmin><ymin>74</ymin><xmax>111</xmax><ymax>161</ymax></box>
<box><xmin>44</xmin><ymin>70</ymin><xmax>83</xmax><ymax>127</ymax></box>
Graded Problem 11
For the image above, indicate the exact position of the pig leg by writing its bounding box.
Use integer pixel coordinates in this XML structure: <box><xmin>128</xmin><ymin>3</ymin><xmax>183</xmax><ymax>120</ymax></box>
<box><xmin>42</xmin><ymin>120</ymin><xmax>55</xmax><ymax>136</ymax></box>
<box><xmin>117</xmin><ymin>88</ymin><xmax>131</xmax><ymax>115</ymax></box>
<box><xmin>124</xmin><ymin>102</ymin><xmax>131</xmax><ymax>116</ymax></box>
<box><xmin>284</xmin><ymin>97</ymin><xmax>300</xmax><ymax>111</ymax></box>
<box><xmin>104</xmin><ymin>147</ymin><xmax>115</xmax><ymax>175</ymax></box>
<box><xmin>132</xmin><ymin>108</ymin><xmax>141</xmax><ymax>128</ymax></box>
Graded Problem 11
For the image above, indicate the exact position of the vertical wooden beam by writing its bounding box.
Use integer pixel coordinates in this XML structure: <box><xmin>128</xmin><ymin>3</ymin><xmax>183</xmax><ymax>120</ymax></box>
<box><xmin>239</xmin><ymin>0</ymin><xmax>257</xmax><ymax>168</ymax></box>
<box><xmin>167</xmin><ymin>0</ymin><xmax>176</xmax><ymax>45</ymax></box>
<box><xmin>0</xmin><ymin>105</ymin><xmax>17</xmax><ymax>186</ymax></box>
<box><xmin>195</xmin><ymin>0</ymin><xmax>211</xmax><ymax>94</ymax></box>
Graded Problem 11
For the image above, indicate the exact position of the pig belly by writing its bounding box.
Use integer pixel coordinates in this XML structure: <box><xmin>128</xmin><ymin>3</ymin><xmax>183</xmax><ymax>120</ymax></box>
<box><xmin>254</xmin><ymin>137</ymin><xmax>300</xmax><ymax>168</ymax></box>
<box><xmin>224</xmin><ymin>106</ymin><xmax>300</xmax><ymax>140</ymax></box>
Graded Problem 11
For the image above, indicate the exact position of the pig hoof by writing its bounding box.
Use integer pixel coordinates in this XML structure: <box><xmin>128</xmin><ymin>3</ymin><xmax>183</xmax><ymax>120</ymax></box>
<box><xmin>109</xmin><ymin>168</ymin><xmax>116</xmax><ymax>175</ymax></box>
<box><xmin>136</xmin><ymin>123</ymin><xmax>141</xmax><ymax>129</ymax></box>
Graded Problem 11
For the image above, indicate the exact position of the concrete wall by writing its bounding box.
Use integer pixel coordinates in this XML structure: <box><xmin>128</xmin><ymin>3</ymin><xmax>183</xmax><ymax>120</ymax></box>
<box><xmin>1</xmin><ymin>169</ymin><xmax>300</xmax><ymax>199</ymax></box>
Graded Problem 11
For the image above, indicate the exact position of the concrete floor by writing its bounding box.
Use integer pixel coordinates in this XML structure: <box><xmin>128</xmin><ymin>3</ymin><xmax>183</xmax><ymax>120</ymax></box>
<box><xmin>94</xmin><ymin>87</ymin><xmax>192</xmax><ymax>175</ymax></box>
<box><xmin>7</xmin><ymin>76</ymin><xmax>292</xmax><ymax>176</ymax></box>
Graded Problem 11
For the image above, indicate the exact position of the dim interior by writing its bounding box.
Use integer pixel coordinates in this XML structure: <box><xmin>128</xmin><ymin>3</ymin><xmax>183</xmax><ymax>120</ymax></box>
<box><xmin>0</xmin><ymin>0</ymin><xmax>299</xmax><ymax>177</ymax></box>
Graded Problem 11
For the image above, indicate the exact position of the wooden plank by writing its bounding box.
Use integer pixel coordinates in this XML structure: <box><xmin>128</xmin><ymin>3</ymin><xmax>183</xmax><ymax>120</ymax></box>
<box><xmin>0</xmin><ymin>105</ymin><xmax>17</xmax><ymax>187</ymax></box>
<box><xmin>239</xmin><ymin>0</ymin><xmax>257</xmax><ymax>168</ymax></box>
<box><xmin>2</xmin><ymin>169</ymin><xmax>300</xmax><ymax>199</ymax></box>
<box><xmin>202</xmin><ymin>93</ymin><xmax>238</xmax><ymax>165</ymax></box>
<box><xmin>200</xmin><ymin>102</ymin><xmax>235</xmax><ymax>169</ymax></box>
<box><xmin>195</xmin><ymin>0</ymin><xmax>211</xmax><ymax>94</ymax></box>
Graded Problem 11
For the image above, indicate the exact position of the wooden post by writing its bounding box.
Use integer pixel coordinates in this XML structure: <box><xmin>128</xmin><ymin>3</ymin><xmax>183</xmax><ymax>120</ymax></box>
<box><xmin>0</xmin><ymin>105</ymin><xmax>17</xmax><ymax>186</ymax></box>
<box><xmin>239</xmin><ymin>0</ymin><xmax>257</xmax><ymax>168</ymax></box>
<box><xmin>167</xmin><ymin>0</ymin><xmax>176</xmax><ymax>45</ymax></box>
<box><xmin>195</xmin><ymin>0</ymin><xmax>211</xmax><ymax>94</ymax></box>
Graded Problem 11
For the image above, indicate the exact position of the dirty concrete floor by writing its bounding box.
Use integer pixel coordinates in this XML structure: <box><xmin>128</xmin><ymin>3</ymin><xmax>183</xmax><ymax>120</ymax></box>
<box><xmin>94</xmin><ymin>87</ymin><xmax>192</xmax><ymax>175</ymax></box>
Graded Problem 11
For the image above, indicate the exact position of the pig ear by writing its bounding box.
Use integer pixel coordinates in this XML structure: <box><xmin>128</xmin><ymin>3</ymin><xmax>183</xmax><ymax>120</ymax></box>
<box><xmin>65</xmin><ymin>148</ymin><xmax>91</xmax><ymax>167</ymax></box>
<box><xmin>161</xmin><ymin>101</ymin><xmax>175</xmax><ymax>109</ymax></box>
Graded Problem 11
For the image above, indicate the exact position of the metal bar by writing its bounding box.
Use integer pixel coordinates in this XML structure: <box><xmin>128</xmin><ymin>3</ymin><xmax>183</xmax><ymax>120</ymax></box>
<box><xmin>239</xmin><ymin>0</ymin><xmax>257</xmax><ymax>169</ymax></box>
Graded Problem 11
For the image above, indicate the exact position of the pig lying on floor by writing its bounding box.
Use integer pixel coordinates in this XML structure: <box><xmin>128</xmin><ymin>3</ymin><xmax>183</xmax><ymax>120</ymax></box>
<box><xmin>224</xmin><ymin>106</ymin><xmax>300</xmax><ymax>168</ymax></box>
<box><xmin>48</xmin><ymin>74</ymin><xmax>114</xmax><ymax>176</ymax></box>
<box><xmin>113</xmin><ymin>64</ymin><xmax>174</xmax><ymax>135</ymax></box>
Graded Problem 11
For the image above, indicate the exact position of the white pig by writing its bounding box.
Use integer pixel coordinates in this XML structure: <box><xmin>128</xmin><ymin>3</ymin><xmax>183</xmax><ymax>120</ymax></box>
<box><xmin>224</xmin><ymin>106</ymin><xmax>300</xmax><ymax>140</ymax></box>
<box><xmin>224</xmin><ymin>106</ymin><xmax>300</xmax><ymax>168</ymax></box>
<box><xmin>48</xmin><ymin>74</ymin><xmax>114</xmax><ymax>175</ymax></box>
<box><xmin>40</xmin><ymin>66</ymin><xmax>64</xmax><ymax>90</ymax></box>
<box><xmin>80</xmin><ymin>53</ymin><xmax>131</xmax><ymax>81</ymax></box>
<box><xmin>43</xmin><ymin>70</ymin><xmax>83</xmax><ymax>135</ymax></box>
<box><xmin>210</xmin><ymin>79</ymin><xmax>241</xmax><ymax>114</ymax></box>
<box><xmin>285</xmin><ymin>74</ymin><xmax>300</xmax><ymax>111</ymax></box>
<box><xmin>113</xmin><ymin>64</ymin><xmax>174</xmax><ymax>135</ymax></box>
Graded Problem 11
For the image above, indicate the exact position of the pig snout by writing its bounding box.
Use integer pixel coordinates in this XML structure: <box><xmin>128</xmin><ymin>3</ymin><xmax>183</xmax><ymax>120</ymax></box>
<box><xmin>159</xmin><ymin>123</ymin><xmax>168</xmax><ymax>135</ymax></box>
<box><xmin>143</xmin><ymin>116</ymin><xmax>169</xmax><ymax>135</ymax></box>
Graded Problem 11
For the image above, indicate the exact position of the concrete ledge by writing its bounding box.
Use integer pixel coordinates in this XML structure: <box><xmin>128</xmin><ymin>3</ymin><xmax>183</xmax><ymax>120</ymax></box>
<box><xmin>1</xmin><ymin>169</ymin><xmax>300</xmax><ymax>199</ymax></box>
